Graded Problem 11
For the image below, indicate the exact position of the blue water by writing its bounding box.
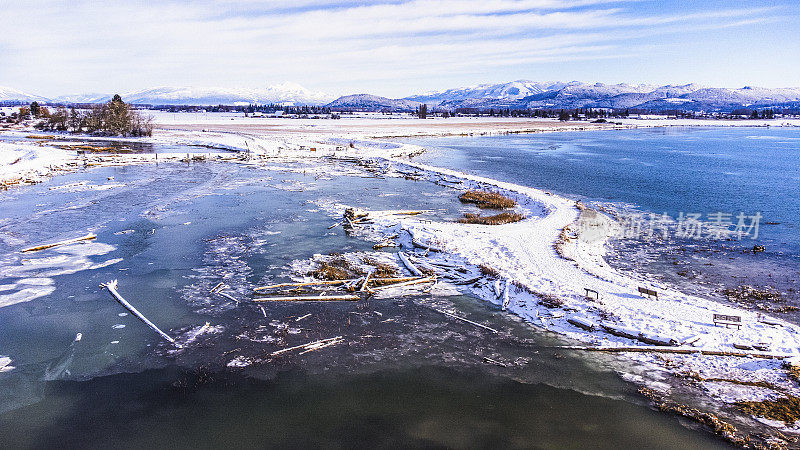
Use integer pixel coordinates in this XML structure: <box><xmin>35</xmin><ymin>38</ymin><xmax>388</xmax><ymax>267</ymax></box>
<box><xmin>407</xmin><ymin>127</ymin><xmax>800</xmax><ymax>255</ymax></box>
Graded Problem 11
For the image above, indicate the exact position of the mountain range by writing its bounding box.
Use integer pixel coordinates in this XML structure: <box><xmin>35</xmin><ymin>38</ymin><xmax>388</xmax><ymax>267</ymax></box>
<box><xmin>406</xmin><ymin>81</ymin><xmax>800</xmax><ymax>112</ymax></box>
<box><xmin>325</xmin><ymin>94</ymin><xmax>422</xmax><ymax>112</ymax></box>
<box><xmin>1</xmin><ymin>82</ymin><xmax>334</xmax><ymax>106</ymax></box>
<box><xmin>3</xmin><ymin>80</ymin><xmax>800</xmax><ymax>112</ymax></box>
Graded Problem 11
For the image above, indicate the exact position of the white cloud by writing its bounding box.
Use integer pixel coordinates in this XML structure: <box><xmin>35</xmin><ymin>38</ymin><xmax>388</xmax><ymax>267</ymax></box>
<box><xmin>0</xmin><ymin>1</ymin><xmax>791</xmax><ymax>97</ymax></box>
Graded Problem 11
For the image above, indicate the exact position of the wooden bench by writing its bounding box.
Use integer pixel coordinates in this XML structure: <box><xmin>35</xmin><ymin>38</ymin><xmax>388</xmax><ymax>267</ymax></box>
<box><xmin>584</xmin><ymin>288</ymin><xmax>599</xmax><ymax>301</ymax></box>
<box><xmin>713</xmin><ymin>314</ymin><xmax>742</xmax><ymax>329</ymax></box>
<box><xmin>638</xmin><ymin>286</ymin><xmax>658</xmax><ymax>299</ymax></box>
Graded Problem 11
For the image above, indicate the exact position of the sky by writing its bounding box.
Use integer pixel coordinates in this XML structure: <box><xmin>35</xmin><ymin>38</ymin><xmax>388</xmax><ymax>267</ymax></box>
<box><xmin>1</xmin><ymin>0</ymin><xmax>798</xmax><ymax>98</ymax></box>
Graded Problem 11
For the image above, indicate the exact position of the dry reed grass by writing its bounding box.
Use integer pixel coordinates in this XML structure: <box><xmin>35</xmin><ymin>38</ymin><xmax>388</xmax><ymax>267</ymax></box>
<box><xmin>458</xmin><ymin>212</ymin><xmax>524</xmax><ymax>225</ymax></box>
<box><xmin>458</xmin><ymin>190</ymin><xmax>516</xmax><ymax>209</ymax></box>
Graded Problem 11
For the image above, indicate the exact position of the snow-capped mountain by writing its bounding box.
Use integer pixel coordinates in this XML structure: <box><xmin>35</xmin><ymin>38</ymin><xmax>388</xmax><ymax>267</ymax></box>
<box><xmin>405</xmin><ymin>80</ymin><xmax>570</xmax><ymax>105</ymax></box>
<box><xmin>0</xmin><ymin>86</ymin><xmax>49</xmax><ymax>103</ymax></box>
<box><xmin>422</xmin><ymin>81</ymin><xmax>800</xmax><ymax>111</ymax></box>
<box><xmin>50</xmin><ymin>93</ymin><xmax>113</xmax><ymax>104</ymax></box>
<box><xmin>3</xmin><ymin>81</ymin><xmax>800</xmax><ymax>111</ymax></box>
<box><xmin>119</xmin><ymin>82</ymin><xmax>334</xmax><ymax>106</ymax></box>
<box><xmin>326</xmin><ymin>94</ymin><xmax>422</xmax><ymax>111</ymax></box>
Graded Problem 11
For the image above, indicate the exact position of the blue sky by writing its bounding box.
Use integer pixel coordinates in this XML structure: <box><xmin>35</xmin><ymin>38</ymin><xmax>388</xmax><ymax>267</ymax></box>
<box><xmin>1</xmin><ymin>0</ymin><xmax>798</xmax><ymax>97</ymax></box>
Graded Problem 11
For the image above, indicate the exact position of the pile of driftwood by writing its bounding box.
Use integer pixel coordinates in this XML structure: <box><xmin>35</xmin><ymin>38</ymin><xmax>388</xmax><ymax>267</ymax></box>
<box><xmin>252</xmin><ymin>272</ymin><xmax>437</xmax><ymax>301</ymax></box>
<box><xmin>328</xmin><ymin>208</ymin><xmax>425</xmax><ymax>238</ymax></box>
<box><xmin>251</xmin><ymin>248</ymin><xmax>484</xmax><ymax>301</ymax></box>
<box><xmin>326</xmin><ymin>208</ymin><xmax>373</xmax><ymax>232</ymax></box>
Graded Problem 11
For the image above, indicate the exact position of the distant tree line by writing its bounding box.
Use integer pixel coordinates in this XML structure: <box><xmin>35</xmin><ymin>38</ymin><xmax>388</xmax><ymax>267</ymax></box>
<box><xmin>33</xmin><ymin>95</ymin><xmax>153</xmax><ymax>136</ymax></box>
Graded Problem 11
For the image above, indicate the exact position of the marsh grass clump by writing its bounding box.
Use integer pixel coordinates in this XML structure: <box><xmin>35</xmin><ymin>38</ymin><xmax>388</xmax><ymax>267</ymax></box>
<box><xmin>785</xmin><ymin>362</ymin><xmax>800</xmax><ymax>383</ymax></box>
<box><xmin>508</xmin><ymin>280</ymin><xmax>562</xmax><ymax>307</ymax></box>
<box><xmin>458</xmin><ymin>190</ymin><xmax>517</xmax><ymax>209</ymax></box>
<box><xmin>736</xmin><ymin>395</ymin><xmax>800</xmax><ymax>425</ymax></box>
<box><xmin>360</xmin><ymin>256</ymin><xmax>398</xmax><ymax>278</ymax></box>
<box><xmin>309</xmin><ymin>256</ymin><xmax>365</xmax><ymax>280</ymax></box>
<box><xmin>479</xmin><ymin>264</ymin><xmax>500</xmax><ymax>278</ymax></box>
<box><xmin>458</xmin><ymin>212</ymin><xmax>524</xmax><ymax>225</ymax></box>
<box><xmin>537</xmin><ymin>293</ymin><xmax>563</xmax><ymax>308</ymax></box>
<box><xmin>512</xmin><ymin>280</ymin><xmax>534</xmax><ymax>294</ymax></box>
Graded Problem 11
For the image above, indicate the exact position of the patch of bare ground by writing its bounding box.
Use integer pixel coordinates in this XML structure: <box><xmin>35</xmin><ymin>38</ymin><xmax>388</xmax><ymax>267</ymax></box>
<box><xmin>458</xmin><ymin>212</ymin><xmax>524</xmax><ymax>225</ymax></box>
<box><xmin>458</xmin><ymin>190</ymin><xmax>517</xmax><ymax>209</ymax></box>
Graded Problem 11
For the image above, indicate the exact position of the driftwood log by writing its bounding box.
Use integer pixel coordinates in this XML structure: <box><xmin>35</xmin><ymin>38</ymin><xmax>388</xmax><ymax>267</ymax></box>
<box><xmin>101</xmin><ymin>280</ymin><xmax>180</xmax><ymax>347</ymax></box>
<box><xmin>21</xmin><ymin>233</ymin><xmax>97</xmax><ymax>253</ymax></box>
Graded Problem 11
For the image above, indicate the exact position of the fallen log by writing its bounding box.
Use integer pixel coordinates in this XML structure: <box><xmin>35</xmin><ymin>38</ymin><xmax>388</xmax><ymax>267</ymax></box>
<box><xmin>217</xmin><ymin>291</ymin><xmax>239</xmax><ymax>303</ymax></box>
<box><xmin>345</xmin><ymin>276</ymin><xmax>364</xmax><ymax>290</ymax></box>
<box><xmin>369</xmin><ymin>276</ymin><xmax>422</xmax><ymax>286</ymax></box>
<box><xmin>398</xmin><ymin>251</ymin><xmax>423</xmax><ymax>276</ymax></box>
<box><xmin>411</xmin><ymin>239</ymin><xmax>442</xmax><ymax>252</ymax></box>
<box><xmin>567</xmin><ymin>317</ymin><xmax>596</xmax><ymax>331</ymax></box>
<box><xmin>253</xmin><ymin>279</ymin><xmax>354</xmax><ymax>292</ymax></box>
<box><xmin>360</xmin><ymin>271</ymin><xmax>373</xmax><ymax>292</ymax></box>
<box><xmin>101</xmin><ymin>280</ymin><xmax>180</xmax><ymax>347</ymax></box>
<box><xmin>299</xmin><ymin>338</ymin><xmax>343</xmax><ymax>354</ymax></box>
<box><xmin>372</xmin><ymin>276</ymin><xmax>436</xmax><ymax>291</ymax></box>
<box><xmin>431</xmin><ymin>307</ymin><xmax>499</xmax><ymax>334</ymax></box>
<box><xmin>483</xmin><ymin>356</ymin><xmax>508</xmax><ymax>367</ymax></box>
<box><xmin>253</xmin><ymin>294</ymin><xmax>359</xmax><ymax>302</ymax></box>
<box><xmin>271</xmin><ymin>336</ymin><xmax>343</xmax><ymax>356</ymax></box>
<box><xmin>454</xmin><ymin>276</ymin><xmax>482</xmax><ymax>285</ymax></box>
<box><xmin>21</xmin><ymin>233</ymin><xmax>97</xmax><ymax>253</ymax></box>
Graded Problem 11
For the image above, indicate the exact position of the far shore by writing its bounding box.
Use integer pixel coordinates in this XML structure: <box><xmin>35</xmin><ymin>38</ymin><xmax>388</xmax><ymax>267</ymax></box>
<box><xmin>151</xmin><ymin>113</ymin><xmax>800</xmax><ymax>141</ymax></box>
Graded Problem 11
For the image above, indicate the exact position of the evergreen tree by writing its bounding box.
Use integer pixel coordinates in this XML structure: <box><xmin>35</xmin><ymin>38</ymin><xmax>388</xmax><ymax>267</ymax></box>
<box><xmin>29</xmin><ymin>101</ymin><xmax>41</xmax><ymax>118</ymax></box>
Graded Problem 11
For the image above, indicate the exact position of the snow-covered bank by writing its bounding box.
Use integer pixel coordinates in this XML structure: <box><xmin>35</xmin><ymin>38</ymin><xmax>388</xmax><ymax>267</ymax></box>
<box><xmin>0</xmin><ymin>142</ymin><xmax>73</xmax><ymax>186</ymax></box>
<box><xmin>374</xmin><ymin>157</ymin><xmax>800</xmax><ymax>357</ymax></box>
